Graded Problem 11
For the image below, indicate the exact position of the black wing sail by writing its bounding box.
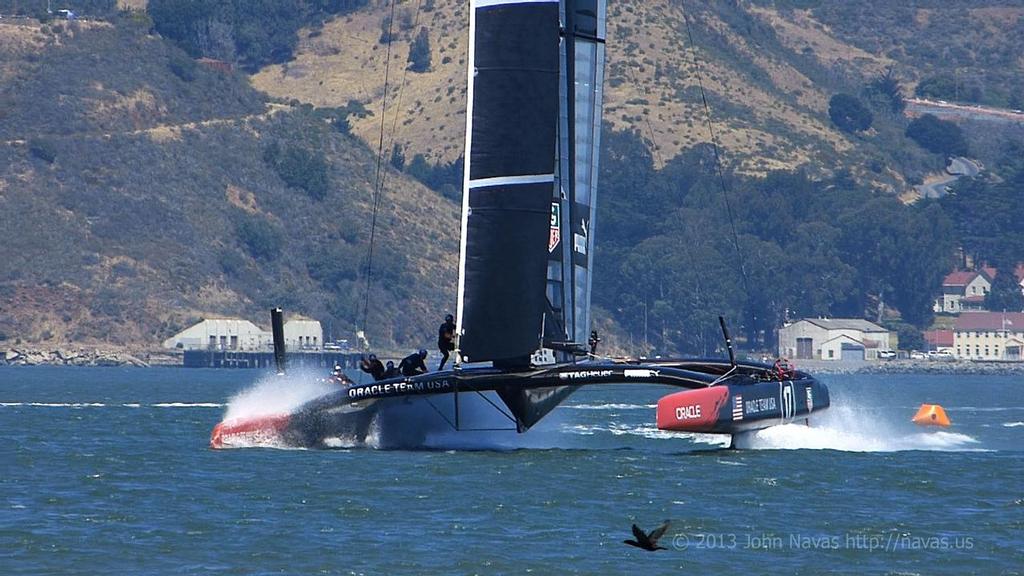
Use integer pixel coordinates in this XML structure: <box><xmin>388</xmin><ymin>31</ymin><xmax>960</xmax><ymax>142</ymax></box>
<box><xmin>457</xmin><ymin>0</ymin><xmax>562</xmax><ymax>364</ymax></box>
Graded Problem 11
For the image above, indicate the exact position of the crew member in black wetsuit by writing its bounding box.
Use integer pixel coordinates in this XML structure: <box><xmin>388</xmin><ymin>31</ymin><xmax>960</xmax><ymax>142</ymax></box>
<box><xmin>359</xmin><ymin>354</ymin><xmax>386</xmax><ymax>381</ymax></box>
<box><xmin>399</xmin><ymin>349</ymin><xmax>428</xmax><ymax>377</ymax></box>
<box><xmin>383</xmin><ymin>360</ymin><xmax>399</xmax><ymax>379</ymax></box>
<box><xmin>437</xmin><ymin>313</ymin><xmax>456</xmax><ymax>370</ymax></box>
<box><xmin>588</xmin><ymin>330</ymin><xmax>601</xmax><ymax>355</ymax></box>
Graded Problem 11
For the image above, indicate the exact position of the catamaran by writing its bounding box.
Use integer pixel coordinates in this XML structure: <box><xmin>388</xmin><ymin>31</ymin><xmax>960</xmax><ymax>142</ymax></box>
<box><xmin>211</xmin><ymin>0</ymin><xmax>830</xmax><ymax>450</ymax></box>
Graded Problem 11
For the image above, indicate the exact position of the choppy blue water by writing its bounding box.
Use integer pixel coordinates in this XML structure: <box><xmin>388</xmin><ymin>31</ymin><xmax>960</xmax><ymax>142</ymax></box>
<box><xmin>1</xmin><ymin>366</ymin><xmax>1022</xmax><ymax>575</ymax></box>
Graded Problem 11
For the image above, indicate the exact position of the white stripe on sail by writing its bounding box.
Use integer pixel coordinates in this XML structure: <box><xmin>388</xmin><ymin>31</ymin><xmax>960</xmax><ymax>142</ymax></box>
<box><xmin>468</xmin><ymin>174</ymin><xmax>555</xmax><ymax>189</ymax></box>
<box><xmin>455</xmin><ymin>0</ymin><xmax>479</xmax><ymax>346</ymax></box>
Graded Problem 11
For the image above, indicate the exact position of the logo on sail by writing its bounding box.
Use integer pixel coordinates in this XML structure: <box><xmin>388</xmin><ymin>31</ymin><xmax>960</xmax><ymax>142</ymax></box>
<box><xmin>574</xmin><ymin>219</ymin><xmax>588</xmax><ymax>255</ymax></box>
<box><xmin>549</xmin><ymin>202</ymin><xmax>561</xmax><ymax>253</ymax></box>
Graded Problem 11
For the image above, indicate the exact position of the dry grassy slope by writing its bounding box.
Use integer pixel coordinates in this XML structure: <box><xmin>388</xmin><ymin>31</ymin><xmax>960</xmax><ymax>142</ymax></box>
<box><xmin>253</xmin><ymin>0</ymin><xmax>897</xmax><ymax>174</ymax></box>
<box><xmin>252</xmin><ymin>0</ymin><xmax>470</xmax><ymax>165</ymax></box>
<box><xmin>0</xmin><ymin>20</ymin><xmax>459</xmax><ymax>349</ymax></box>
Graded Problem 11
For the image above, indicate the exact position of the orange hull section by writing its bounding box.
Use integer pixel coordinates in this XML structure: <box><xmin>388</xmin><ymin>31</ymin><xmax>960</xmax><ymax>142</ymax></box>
<box><xmin>210</xmin><ymin>414</ymin><xmax>291</xmax><ymax>449</ymax></box>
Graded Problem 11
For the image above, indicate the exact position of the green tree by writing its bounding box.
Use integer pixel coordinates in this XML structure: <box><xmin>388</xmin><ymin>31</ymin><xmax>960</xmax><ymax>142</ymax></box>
<box><xmin>235</xmin><ymin>215</ymin><xmax>283</xmax><ymax>261</ymax></box>
<box><xmin>914</xmin><ymin>75</ymin><xmax>957</xmax><ymax>101</ymax></box>
<box><xmin>986</xmin><ymin>269</ymin><xmax>1024</xmax><ymax>312</ymax></box>
<box><xmin>390</xmin><ymin>144</ymin><xmax>405</xmax><ymax>170</ymax></box>
<box><xmin>407</xmin><ymin>27</ymin><xmax>431</xmax><ymax>73</ymax></box>
<box><xmin>828</xmin><ymin>93</ymin><xmax>873</xmax><ymax>133</ymax></box>
<box><xmin>28</xmin><ymin>138</ymin><xmax>57</xmax><ymax>163</ymax></box>
<box><xmin>905</xmin><ymin>114</ymin><xmax>969</xmax><ymax>157</ymax></box>
<box><xmin>263</xmin><ymin>141</ymin><xmax>331</xmax><ymax>201</ymax></box>
<box><xmin>863</xmin><ymin>67</ymin><xmax>905</xmax><ymax>116</ymax></box>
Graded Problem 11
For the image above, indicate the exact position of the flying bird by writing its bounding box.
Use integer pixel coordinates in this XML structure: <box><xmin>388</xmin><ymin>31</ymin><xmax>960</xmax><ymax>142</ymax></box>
<box><xmin>623</xmin><ymin>520</ymin><xmax>671</xmax><ymax>551</ymax></box>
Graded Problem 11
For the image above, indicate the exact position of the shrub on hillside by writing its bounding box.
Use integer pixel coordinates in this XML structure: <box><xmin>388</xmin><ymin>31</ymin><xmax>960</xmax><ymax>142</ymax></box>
<box><xmin>408</xmin><ymin>28</ymin><xmax>431</xmax><ymax>73</ymax></box>
<box><xmin>263</xmin><ymin>141</ymin><xmax>331</xmax><ymax>201</ymax></box>
<box><xmin>148</xmin><ymin>0</ymin><xmax>368</xmax><ymax>71</ymax></box>
<box><xmin>28</xmin><ymin>138</ymin><xmax>57</xmax><ymax>163</ymax></box>
<box><xmin>914</xmin><ymin>74</ymin><xmax>957</xmax><ymax>102</ymax></box>
<box><xmin>235</xmin><ymin>215</ymin><xmax>283</xmax><ymax>261</ymax></box>
<box><xmin>906</xmin><ymin>114</ymin><xmax>969</xmax><ymax>157</ymax></box>
<box><xmin>405</xmin><ymin>154</ymin><xmax>462</xmax><ymax>201</ymax></box>
<box><xmin>828</xmin><ymin>93</ymin><xmax>873</xmax><ymax>133</ymax></box>
<box><xmin>167</xmin><ymin>53</ymin><xmax>197</xmax><ymax>82</ymax></box>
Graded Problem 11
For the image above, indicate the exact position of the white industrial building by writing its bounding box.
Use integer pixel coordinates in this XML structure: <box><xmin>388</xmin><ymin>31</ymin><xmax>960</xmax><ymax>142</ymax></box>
<box><xmin>778</xmin><ymin>319</ymin><xmax>893</xmax><ymax>361</ymax></box>
<box><xmin>163</xmin><ymin>317</ymin><xmax>323</xmax><ymax>352</ymax></box>
<box><xmin>283</xmin><ymin>319</ymin><xmax>323</xmax><ymax>351</ymax></box>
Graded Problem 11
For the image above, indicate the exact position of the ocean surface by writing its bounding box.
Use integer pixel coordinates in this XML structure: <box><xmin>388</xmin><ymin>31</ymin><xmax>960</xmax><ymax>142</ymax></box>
<box><xmin>1</xmin><ymin>366</ymin><xmax>1021</xmax><ymax>575</ymax></box>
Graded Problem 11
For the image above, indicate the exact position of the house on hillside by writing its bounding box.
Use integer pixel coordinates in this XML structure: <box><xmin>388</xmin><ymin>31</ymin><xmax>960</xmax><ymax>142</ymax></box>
<box><xmin>778</xmin><ymin>319</ymin><xmax>893</xmax><ymax>361</ymax></box>
<box><xmin>953</xmin><ymin>312</ymin><xmax>1024</xmax><ymax>361</ymax></box>
<box><xmin>162</xmin><ymin>317</ymin><xmax>323</xmax><ymax>352</ymax></box>
<box><xmin>933</xmin><ymin>270</ymin><xmax>992</xmax><ymax>314</ymax></box>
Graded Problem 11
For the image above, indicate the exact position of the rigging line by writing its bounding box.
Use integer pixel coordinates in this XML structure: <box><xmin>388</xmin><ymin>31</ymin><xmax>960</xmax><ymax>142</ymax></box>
<box><xmin>377</xmin><ymin>0</ymin><xmax>425</xmax><ymax>212</ymax></box>
<box><xmin>422</xmin><ymin>394</ymin><xmax>458</xmax><ymax>430</ymax></box>
<box><xmin>360</xmin><ymin>0</ymin><xmax>401</xmax><ymax>338</ymax></box>
<box><xmin>678</xmin><ymin>0</ymin><xmax>752</xmax><ymax>300</ymax></box>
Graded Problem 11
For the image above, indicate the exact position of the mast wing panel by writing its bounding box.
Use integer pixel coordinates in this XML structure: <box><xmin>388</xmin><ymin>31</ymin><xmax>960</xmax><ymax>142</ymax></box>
<box><xmin>458</xmin><ymin>0</ymin><xmax>561</xmax><ymax>363</ymax></box>
<box><xmin>461</xmin><ymin>182</ymin><xmax>552</xmax><ymax>362</ymax></box>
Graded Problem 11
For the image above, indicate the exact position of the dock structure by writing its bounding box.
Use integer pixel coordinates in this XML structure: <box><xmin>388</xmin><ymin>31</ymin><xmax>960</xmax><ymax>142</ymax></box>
<box><xmin>183</xmin><ymin>350</ymin><xmax>362</xmax><ymax>369</ymax></box>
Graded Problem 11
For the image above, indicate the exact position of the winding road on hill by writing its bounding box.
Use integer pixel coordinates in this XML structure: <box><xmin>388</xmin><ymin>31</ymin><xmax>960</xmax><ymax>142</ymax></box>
<box><xmin>916</xmin><ymin>156</ymin><xmax>981</xmax><ymax>199</ymax></box>
<box><xmin>1</xmin><ymin>103</ymin><xmax>291</xmax><ymax>148</ymax></box>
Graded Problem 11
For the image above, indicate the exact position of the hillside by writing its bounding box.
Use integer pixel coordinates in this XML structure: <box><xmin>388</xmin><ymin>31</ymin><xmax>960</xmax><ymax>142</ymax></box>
<box><xmin>0</xmin><ymin>18</ymin><xmax>459</xmax><ymax>351</ymax></box>
<box><xmin>252</xmin><ymin>0</ymin><xmax>1022</xmax><ymax>188</ymax></box>
<box><xmin>0</xmin><ymin>2</ymin><xmax>1021</xmax><ymax>355</ymax></box>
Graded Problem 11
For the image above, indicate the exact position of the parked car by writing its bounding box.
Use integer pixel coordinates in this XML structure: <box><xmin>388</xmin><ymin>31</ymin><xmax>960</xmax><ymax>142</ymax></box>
<box><xmin>928</xmin><ymin>349</ymin><xmax>955</xmax><ymax>361</ymax></box>
<box><xmin>909</xmin><ymin>351</ymin><xmax>927</xmax><ymax>360</ymax></box>
<box><xmin>877</xmin><ymin>350</ymin><xmax>897</xmax><ymax>360</ymax></box>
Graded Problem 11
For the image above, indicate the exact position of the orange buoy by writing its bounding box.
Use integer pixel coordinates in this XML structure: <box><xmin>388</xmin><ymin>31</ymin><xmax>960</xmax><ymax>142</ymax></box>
<box><xmin>912</xmin><ymin>404</ymin><xmax>951</xmax><ymax>427</ymax></box>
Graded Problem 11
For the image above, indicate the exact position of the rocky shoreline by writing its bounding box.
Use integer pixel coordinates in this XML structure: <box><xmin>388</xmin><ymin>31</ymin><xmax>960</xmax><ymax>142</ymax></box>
<box><xmin>2</xmin><ymin>348</ymin><xmax>181</xmax><ymax>368</ymax></box>
<box><xmin>3</xmin><ymin>348</ymin><xmax>1022</xmax><ymax>374</ymax></box>
<box><xmin>795</xmin><ymin>358</ymin><xmax>1024</xmax><ymax>376</ymax></box>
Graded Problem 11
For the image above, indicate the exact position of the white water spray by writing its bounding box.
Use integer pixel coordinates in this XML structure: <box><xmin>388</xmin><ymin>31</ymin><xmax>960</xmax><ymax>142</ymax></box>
<box><xmin>222</xmin><ymin>369</ymin><xmax>336</xmax><ymax>422</ymax></box>
<box><xmin>736</xmin><ymin>401</ymin><xmax>983</xmax><ymax>452</ymax></box>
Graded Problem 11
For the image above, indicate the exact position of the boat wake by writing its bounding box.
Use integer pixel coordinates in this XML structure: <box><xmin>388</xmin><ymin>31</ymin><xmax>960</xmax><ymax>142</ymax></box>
<box><xmin>736</xmin><ymin>403</ymin><xmax>984</xmax><ymax>452</ymax></box>
<box><xmin>0</xmin><ymin>402</ymin><xmax>224</xmax><ymax>408</ymax></box>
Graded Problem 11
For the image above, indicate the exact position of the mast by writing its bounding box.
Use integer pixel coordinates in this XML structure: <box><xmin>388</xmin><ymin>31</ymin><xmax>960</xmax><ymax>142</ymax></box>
<box><xmin>550</xmin><ymin>0</ymin><xmax>606</xmax><ymax>348</ymax></box>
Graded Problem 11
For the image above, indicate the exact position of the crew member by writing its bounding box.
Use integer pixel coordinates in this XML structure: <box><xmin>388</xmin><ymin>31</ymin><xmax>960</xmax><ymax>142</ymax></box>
<box><xmin>359</xmin><ymin>354</ymin><xmax>386</xmax><ymax>381</ymax></box>
<box><xmin>399</xmin><ymin>349</ymin><xmax>428</xmax><ymax>377</ymax></box>
<box><xmin>329</xmin><ymin>364</ymin><xmax>353</xmax><ymax>386</ymax></box>
<box><xmin>437</xmin><ymin>313</ymin><xmax>456</xmax><ymax>370</ymax></box>
<box><xmin>588</xmin><ymin>330</ymin><xmax>601</xmax><ymax>355</ymax></box>
<box><xmin>383</xmin><ymin>360</ymin><xmax>400</xmax><ymax>379</ymax></box>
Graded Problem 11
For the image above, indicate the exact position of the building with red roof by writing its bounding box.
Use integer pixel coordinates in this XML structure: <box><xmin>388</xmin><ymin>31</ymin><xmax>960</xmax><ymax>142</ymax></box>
<box><xmin>933</xmin><ymin>270</ymin><xmax>992</xmax><ymax>314</ymax></box>
<box><xmin>953</xmin><ymin>312</ymin><xmax>1024</xmax><ymax>361</ymax></box>
<box><xmin>923</xmin><ymin>329</ymin><xmax>954</xmax><ymax>350</ymax></box>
